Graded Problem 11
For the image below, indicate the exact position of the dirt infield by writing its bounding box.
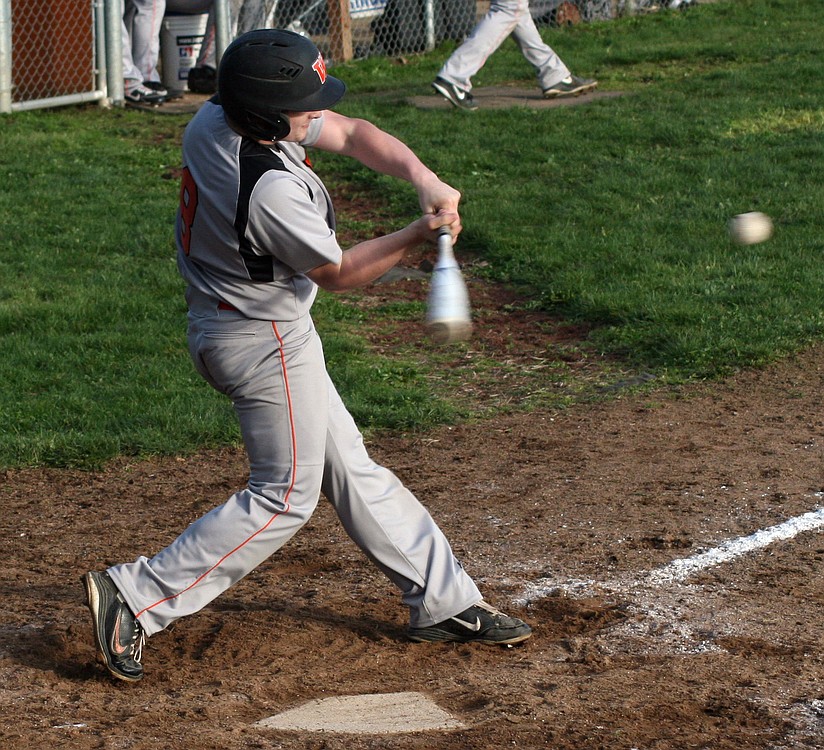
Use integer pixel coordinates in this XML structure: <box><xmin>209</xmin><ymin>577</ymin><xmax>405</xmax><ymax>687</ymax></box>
<box><xmin>1</xmin><ymin>268</ymin><xmax>822</xmax><ymax>748</ymax></box>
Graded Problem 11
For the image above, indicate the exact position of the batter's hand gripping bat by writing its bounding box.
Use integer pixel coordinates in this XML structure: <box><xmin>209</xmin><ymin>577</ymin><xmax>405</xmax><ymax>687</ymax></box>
<box><xmin>426</xmin><ymin>226</ymin><xmax>472</xmax><ymax>344</ymax></box>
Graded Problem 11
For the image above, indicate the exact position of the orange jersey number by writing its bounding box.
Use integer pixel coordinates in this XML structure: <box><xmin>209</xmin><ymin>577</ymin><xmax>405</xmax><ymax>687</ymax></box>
<box><xmin>179</xmin><ymin>167</ymin><xmax>199</xmax><ymax>255</ymax></box>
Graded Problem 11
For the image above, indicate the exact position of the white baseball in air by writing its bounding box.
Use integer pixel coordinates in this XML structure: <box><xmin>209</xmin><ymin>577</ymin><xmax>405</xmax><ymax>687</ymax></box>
<box><xmin>728</xmin><ymin>211</ymin><xmax>773</xmax><ymax>245</ymax></box>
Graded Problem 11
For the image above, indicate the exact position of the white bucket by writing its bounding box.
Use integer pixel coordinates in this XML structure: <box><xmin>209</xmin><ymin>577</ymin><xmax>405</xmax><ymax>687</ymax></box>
<box><xmin>160</xmin><ymin>13</ymin><xmax>209</xmax><ymax>92</ymax></box>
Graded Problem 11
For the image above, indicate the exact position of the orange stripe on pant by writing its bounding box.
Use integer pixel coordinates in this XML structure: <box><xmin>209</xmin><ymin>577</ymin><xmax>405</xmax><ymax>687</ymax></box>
<box><xmin>134</xmin><ymin>320</ymin><xmax>297</xmax><ymax>621</ymax></box>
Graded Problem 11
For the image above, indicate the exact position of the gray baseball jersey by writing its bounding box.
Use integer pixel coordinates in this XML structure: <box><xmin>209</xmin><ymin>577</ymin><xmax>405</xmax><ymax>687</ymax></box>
<box><xmin>176</xmin><ymin>102</ymin><xmax>340</xmax><ymax>319</ymax></box>
<box><xmin>108</xmin><ymin>101</ymin><xmax>481</xmax><ymax>636</ymax></box>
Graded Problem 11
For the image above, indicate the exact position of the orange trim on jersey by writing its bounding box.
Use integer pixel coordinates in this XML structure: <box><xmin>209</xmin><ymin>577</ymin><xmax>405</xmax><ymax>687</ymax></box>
<box><xmin>135</xmin><ymin>322</ymin><xmax>297</xmax><ymax>621</ymax></box>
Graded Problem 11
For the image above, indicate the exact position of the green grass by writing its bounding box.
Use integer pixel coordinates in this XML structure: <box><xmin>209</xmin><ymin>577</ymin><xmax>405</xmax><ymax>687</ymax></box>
<box><xmin>0</xmin><ymin>0</ymin><xmax>822</xmax><ymax>468</ymax></box>
<box><xmin>328</xmin><ymin>0</ymin><xmax>824</xmax><ymax>373</ymax></box>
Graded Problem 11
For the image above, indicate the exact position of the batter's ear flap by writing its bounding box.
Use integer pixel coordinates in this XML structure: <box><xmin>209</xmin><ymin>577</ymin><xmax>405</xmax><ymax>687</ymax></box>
<box><xmin>246</xmin><ymin>111</ymin><xmax>291</xmax><ymax>142</ymax></box>
<box><xmin>270</xmin><ymin>112</ymin><xmax>291</xmax><ymax>141</ymax></box>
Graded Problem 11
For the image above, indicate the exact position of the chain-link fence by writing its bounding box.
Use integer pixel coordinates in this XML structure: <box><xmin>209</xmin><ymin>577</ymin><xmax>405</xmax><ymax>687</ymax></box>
<box><xmin>180</xmin><ymin>0</ymin><xmax>650</xmax><ymax>69</ymax></box>
<box><xmin>273</xmin><ymin>0</ymin><xmax>690</xmax><ymax>64</ymax></box>
<box><xmin>271</xmin><ymin>0</ymin><xmax>624</xmax><ymax>65</ymax></box>
<box><xmin>1</xmin><ymin>0</ymin><xmax>690</xmax><ymax>113</ymax></box>
<box><xmin>1</xmin><ymin>0</ymin><xmax>108</xmax><ymax>112</ymax></box>
<box><xmin>280</xmin><ymin>0</ymin><xmax>479</xmax><ymax>62</ymax></box>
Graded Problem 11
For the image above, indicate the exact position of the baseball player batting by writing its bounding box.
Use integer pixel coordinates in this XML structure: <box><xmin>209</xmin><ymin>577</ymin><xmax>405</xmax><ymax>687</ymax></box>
<box><xmin>82</xmin><ymin>29</ymin><xmax>531</xmax><ymax>683</ymax></box>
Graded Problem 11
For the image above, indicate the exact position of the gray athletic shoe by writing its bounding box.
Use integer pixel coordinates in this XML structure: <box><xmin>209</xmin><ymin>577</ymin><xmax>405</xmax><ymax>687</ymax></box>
<box><xmin>408</xmin><ymin>600</ymin><xmax>532</xmax><ymax>645</ymax></box>
<box><xmin>82</xmin><ymin>571</ymin><xmax>145</xmax><ymax>682</ymax></box>
<box><xmin>432</xmin><ymin>77</ymin><xmax>478</xmax><ymax>111</ymax></box>
<box><xmin>543</xmin><ymin>75</ymin><xmax>598</xmax><ymax>98</ymax></box>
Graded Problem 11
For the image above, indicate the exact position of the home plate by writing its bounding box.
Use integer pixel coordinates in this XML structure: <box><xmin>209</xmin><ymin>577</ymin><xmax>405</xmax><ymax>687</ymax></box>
<box><xmin>255</xmin><ymin>691</ymin><xmax>465</xmax><ymax>734</ymax></box>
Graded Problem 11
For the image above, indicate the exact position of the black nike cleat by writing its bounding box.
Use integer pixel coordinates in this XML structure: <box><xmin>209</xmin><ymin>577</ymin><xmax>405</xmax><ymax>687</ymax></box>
<box><xmin>82</xmin><ymin>571</ymin><xmax>145</xmax><ymax>682</ymax></box>
<box><xmin>407</xmin><ymin>600</ymin><xmax>532</xmax><ymax>645</ymax></box>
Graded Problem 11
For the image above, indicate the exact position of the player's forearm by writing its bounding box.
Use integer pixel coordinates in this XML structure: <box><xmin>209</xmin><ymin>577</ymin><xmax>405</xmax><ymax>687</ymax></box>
<box><xmin>307</xmin><ymin>224</ymin><xmax>423</xmax><ymax>292</ymax></box>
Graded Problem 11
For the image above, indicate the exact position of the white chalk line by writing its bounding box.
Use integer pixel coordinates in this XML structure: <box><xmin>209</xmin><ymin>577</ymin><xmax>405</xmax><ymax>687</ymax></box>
<box><xmin>645</xmin><ymin>506</ymin><xmax>824</xmax><ymax>585</ymax></box>
<box><xmin>509</xmin><ymin>502</ymin><xmax>824</xmax><ymax>662</ymax></box>
<box><xmin>515</xmin><ymin>501</ymin><xmax>824</xmax><ymax>606</ymax></box>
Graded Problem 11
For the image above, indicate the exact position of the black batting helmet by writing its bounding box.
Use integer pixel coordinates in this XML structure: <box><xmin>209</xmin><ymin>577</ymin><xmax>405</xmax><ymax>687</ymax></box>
<box><xmin>217</xmin><ymin>29</ymin><xmax>346</xmax><ymax>141</ymax></box>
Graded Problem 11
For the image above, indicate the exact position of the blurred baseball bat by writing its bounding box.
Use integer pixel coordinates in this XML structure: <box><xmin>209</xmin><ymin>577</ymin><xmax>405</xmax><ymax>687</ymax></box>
<box><xmin>426</xmin><ymin>226</ymin><xmax>472</xmax><ymax>344</ymax></box>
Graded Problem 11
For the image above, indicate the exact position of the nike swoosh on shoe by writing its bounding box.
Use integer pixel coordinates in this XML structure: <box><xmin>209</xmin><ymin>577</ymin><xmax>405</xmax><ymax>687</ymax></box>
<box><xmin>112</xmin><ymin>617</ymin><xmax>128</xmax><ymax>655</ymax></box>
<box><xmin>449</xmin><ymin>615</ymin><xmax>482</xmax><ymax>631</ymax></box>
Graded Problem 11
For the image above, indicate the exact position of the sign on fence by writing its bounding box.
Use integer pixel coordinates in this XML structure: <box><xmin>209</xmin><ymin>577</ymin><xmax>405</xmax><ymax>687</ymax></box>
<box><xmin>349</xmin><ymin>0</ymin><xmax>388</xmax><ymax>19</ymax></box>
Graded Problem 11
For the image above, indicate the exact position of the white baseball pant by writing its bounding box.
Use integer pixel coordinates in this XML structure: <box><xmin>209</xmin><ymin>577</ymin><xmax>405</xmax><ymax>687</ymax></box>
<box><xmin>122</xmin><ymin>0</ymin><xmax>167</xmax><ymax>84</ymax></box>
<box><xmin>437</xmin><ymin>0</ymin><xmax>571</xmax><ymax>92</ymax></box>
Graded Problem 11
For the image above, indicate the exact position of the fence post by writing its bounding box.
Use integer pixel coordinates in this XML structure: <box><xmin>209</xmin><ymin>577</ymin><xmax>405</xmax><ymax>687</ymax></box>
<box><xmin>0</xmin><ymin>0</ymin><xmax>12</xmax><ymax>113</ymax></box>
<box><xmin>424</xmin><ymin>0</ymin><xmax>435</xmax><ymax>51</ymax></box>
<box><xmin>327</xmin><ymin>0</ymin><xmax>353</xmax><ymax>63</ymax></box>
<box><xmin>94</xmin><ymin>0</ymin><xmax>109</xmax><ymax>107</ymax></box>
<box><xmin>105</xmin><ymin>0</ymin><xmax>124</xmax><ymax>105</ymax></box>
<box><xmin>214</xmin><ymin>0</ymin><xmax>230</xmax><ymax>67</ymax></box>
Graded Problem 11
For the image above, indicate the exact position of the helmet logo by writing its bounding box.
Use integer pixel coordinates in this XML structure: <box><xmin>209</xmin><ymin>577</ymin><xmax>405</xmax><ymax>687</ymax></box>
<box><xmin>312</xmin><ymin>54</ymin><xmax>327</xmax><ymax>85</ymax></box>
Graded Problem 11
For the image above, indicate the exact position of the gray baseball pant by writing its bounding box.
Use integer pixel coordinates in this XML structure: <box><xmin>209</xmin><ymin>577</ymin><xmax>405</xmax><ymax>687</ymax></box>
<box><xmin>109</xmin><ymin>300</ymin><xmax>481</xmax><ymax>636</ymax></box>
